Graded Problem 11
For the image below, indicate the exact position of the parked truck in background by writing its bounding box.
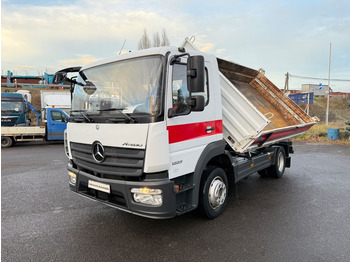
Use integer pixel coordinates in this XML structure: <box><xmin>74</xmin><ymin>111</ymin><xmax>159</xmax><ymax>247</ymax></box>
<box><xmin>1</xmin><ymin>92</ymin><xmax>27</xmax><ymax>126</ymax></box>
<box><xmin>55</xmin><ymin>38</ymin><xmax>316</xmax><ymax>219</ymax></box>
<box><xmin>1</xmin><ymin>92</ymin><xmax>69</xmax><ymax>148</ymax></box>
<box><xmin>40</xmin><ymin>90</ymin><xmax>71</xmax><ymax>122</ymax></box>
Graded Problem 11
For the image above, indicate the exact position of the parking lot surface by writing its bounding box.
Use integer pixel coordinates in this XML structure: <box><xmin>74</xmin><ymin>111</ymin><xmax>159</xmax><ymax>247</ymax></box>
<box><xmin>2</xmin><ymin>142</ymin><xmax>350</xmax><ymax>261</ymax></box>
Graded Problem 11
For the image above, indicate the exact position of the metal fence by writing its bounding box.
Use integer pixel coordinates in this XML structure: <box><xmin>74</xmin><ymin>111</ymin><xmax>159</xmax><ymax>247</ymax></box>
<box><xmin>1</xmin><ymin>83</ymin><xmax>71</xmax><ymax>90</ymax></box>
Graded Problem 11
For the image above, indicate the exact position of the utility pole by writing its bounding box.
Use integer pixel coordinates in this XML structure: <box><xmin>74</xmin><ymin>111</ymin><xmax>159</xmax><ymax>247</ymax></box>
<box><xmin>307</xmin><ymin>85</ymin><xmax>310</xmax><ymax>115</ymax></box>
<box><xmin>325</xmin><ymin>43</ymin><xmax>332</xmax><ymax>126</ymax></box>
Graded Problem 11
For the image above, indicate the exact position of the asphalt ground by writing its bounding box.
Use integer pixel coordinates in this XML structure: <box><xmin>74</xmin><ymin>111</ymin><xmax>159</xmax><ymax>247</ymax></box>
<box><xmin>1</xmin><ymin>141</ymin><xmax>350</xmax><ymax>261</ymax></box>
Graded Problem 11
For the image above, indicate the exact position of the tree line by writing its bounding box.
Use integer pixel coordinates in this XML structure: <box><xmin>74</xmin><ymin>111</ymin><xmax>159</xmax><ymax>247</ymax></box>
<box><xmin>138</xmin><ymin>28</ymin><xmax>170</xmax><ymax>50</ymax></box>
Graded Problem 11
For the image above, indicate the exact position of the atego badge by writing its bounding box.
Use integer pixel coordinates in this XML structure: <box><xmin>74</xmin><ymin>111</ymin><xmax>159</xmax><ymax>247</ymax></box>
<box><xmin>92</xmin><ymin>141</ymin><xmax>105</xmax><ymax>163</ymax></box>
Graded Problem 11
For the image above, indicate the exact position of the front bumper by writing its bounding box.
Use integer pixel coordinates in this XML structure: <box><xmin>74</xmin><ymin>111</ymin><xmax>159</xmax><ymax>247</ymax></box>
<box><xmin>68</xmin><ymin>164</ymin><xmax>176</xmax><ymax>219</ymax></box>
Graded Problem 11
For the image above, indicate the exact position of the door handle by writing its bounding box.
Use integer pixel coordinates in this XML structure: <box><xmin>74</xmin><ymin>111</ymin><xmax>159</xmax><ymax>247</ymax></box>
<box><xmin>206</xmin><ymin>126</ymin><xmax>215</xmax><ymax>133</ymax></box>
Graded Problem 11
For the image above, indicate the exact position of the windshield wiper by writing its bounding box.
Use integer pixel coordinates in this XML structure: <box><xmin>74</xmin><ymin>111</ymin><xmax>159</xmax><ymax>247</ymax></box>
<box><xmin>81</xmin><ymin>111</ymin><xmax>94</xmax><ymax>123</ymax></box>
<box><xmin>71</xmin><ymin>110</ymin><xmax>94</xmax><ymax>123</ymax></box>
<box><xmin>98</xmin><ymin>108</ymin><xmax>137</xmax><ymax>123</ymax></box>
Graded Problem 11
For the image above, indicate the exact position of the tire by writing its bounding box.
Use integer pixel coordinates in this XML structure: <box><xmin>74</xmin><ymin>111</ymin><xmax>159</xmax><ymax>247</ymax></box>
<box><xmin>269</xmin><ymin>146</ymin><xmax>286</xmax><ymax>179</ymax></box>
<box><xmin>199</xmin><ymin>166</ymin><xmax>228</xmax><ymax>219</ymax></box>
<box><xmin>1</xmin><ymin>136</ymin><xmax>13</xmax><ymax>148</ymax></box>
<box><xmin>258</xmin><ymin>146</ymin><xmax>286</xmax><ymax>178</ymax></box>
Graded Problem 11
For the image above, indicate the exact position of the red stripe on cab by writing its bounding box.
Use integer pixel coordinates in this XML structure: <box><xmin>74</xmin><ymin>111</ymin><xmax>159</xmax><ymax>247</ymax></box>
<box><xmin>167</xmin><ymin>120</ymin><xmax>223</xmax><ymax>144</ymax></box>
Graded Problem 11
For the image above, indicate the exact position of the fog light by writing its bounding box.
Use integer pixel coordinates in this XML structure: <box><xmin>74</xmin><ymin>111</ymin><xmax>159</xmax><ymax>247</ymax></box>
<box><xmin>68</xmin><ymin>171</ymin><xmax>76</xmax><ymax>185</ymax></box>
<box><xmin>131</xmin><ymin>188</ymin><xmax>163</xmax><ymax>206</ymax></box>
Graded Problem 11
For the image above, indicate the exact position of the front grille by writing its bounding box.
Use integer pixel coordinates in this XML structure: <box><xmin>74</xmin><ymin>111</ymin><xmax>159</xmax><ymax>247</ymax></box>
<box><xmin>1</xmin><ymin>116</ymin><xmax>19</xmax><ymax>125</ymax></box>
<box><xmin>71</xmin><ymin>142</ymin><xmax>145</xmax><ymax>179</ymax></box>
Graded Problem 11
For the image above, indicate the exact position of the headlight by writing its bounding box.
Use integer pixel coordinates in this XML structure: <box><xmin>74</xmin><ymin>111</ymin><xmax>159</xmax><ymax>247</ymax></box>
<box><xmin>131</xmin><ymin>187</ymin><xmax>163</xmax><ymax>206</ymax></box>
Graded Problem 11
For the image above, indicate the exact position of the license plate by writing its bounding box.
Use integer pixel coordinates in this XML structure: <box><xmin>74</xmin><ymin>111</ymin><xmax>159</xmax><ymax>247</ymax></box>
<box><xmin>88</xmin><ymin>180</ymin><xmax>110</xmax><ymax>194</ymax></box>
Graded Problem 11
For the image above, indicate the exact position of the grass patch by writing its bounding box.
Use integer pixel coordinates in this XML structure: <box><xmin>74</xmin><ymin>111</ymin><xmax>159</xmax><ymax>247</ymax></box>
<box><xmin>293</xmin><ymin>96</ymin><xmax>350</xmax><ymax>145</ymax></box>
<box><xmin>292</xmin><ymin>123</ymin><xmax>350</xmax><ymax>145</ymax></box>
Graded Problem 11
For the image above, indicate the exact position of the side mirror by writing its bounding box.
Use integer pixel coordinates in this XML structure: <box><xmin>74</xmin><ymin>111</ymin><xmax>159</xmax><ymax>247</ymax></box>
<box><xmin>168</xmin><ymin>108</ymin><xmax>176</xmax><ymax>118</ymax></box>
<box><xmin>52</xmin><ymin>72</ymin><xmax>67</xmax><ymax>84</ymax></box>
<box><xmin>190</xmin><ymin>95</ymin><xmax>205</xmax><ymax>111</ymax></box>
<box><xmin>187</xmin><ymin>56</ymin><xmax>205</xmax><ymax>93</ymax></box>
<box><xmin>53</xmin><ymin>66</ymin><xmax>82</xmax><ymax>84</ymax></box>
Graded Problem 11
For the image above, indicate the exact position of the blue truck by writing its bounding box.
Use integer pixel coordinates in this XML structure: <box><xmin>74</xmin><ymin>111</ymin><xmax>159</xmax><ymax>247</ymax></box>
<box><xmin>1</xmin><ymin>92</ymin><xmax>69</xmax><ymax>148</ymax></box>
<box><xmin>1</xmin><ymin>92</ymin><xmax>27</xmax><ymax>126</ymax></box>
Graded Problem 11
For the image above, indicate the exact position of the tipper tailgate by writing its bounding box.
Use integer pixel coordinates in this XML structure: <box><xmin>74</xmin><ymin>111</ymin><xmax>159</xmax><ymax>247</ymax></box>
<box><xmin>218</xmin><ymin>58</ymin><xmax>316</xmax><ymax>152</ymax></box>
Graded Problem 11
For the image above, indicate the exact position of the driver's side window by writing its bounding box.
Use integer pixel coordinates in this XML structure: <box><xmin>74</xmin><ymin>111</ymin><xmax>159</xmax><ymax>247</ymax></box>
<box><xmin>172</xmin><ymin>64</ymin><xmax>190</xmax><ymax>115</ymax></box>
<box><xmin>172</xmin><ymin>63</ymin><xmax>209</xmax><ymax>115</ymax></box>
<box><xmin>51</xmin><ymin>111</ymin><xmax>67</xmax><ymax>122</ymax></box>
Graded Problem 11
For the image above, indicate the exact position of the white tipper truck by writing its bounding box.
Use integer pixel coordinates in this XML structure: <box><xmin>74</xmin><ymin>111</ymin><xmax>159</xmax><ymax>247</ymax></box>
<box><xmin>56</xmin><ymin>38</ymin><xmax>316</xmax><ymax>219</ymax></box>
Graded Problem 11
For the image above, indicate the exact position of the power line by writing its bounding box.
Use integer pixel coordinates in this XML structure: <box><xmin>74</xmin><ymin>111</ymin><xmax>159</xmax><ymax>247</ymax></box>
<box><xmin>289</xmin><ymin>73</ymin><xmax>350</xmax><ymax>82</ymax></box>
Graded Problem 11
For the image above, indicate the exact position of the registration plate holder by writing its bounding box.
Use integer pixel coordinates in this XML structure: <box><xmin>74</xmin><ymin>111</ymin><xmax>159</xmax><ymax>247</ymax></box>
<box><xmin>88</xmin><ymin>180</ymin><xmax>111</xmax><ymax>194</ymax></box>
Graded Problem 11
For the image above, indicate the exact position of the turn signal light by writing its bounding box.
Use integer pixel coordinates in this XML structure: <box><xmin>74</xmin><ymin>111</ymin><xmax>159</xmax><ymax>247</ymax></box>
<box><xmin>68</xmin><ymin>171</ymin><xmax>76</xmax><ymax>185</ymax></box>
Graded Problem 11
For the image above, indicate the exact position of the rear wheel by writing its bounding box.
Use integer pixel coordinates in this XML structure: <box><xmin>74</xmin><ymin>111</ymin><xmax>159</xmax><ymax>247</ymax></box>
<box><xmin>199</xmin><ymin>166</ymin><xmax>228</xmax><ymax>219</ymax></box>
<box><xmin>270</xmin><ymin>147</ymin><xmax>286</xmax><ymax>178</ymax></box>
<box><xmin>258</xmin><ymin>146</ymin><xmax>286</xmax><ymax>179</ymax></box>
<box><xmin>1</xmin><ymin>136</ymin><xmax>13</xmax><ymax>148</ymax></box>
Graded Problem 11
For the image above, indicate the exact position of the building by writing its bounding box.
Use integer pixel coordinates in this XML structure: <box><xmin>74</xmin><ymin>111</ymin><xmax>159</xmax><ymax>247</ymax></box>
<box><xmin>1</xmin><ymin>71</ymin><xmax>70</xmax><ymax>89</ymax></box>
<box><xmin>1</xmin><ymin>71</ymin><xmax>41</xmax><ymax>85</ymax></box>
<box><xmin>301</xmin><ymin>84</ymin><xmax>330</xmax><ymax>96</ymax></box>
<box><xmin>328</xmin><ymin>92</ymin><xmax>350</xmax><ymax>98</ymax></box>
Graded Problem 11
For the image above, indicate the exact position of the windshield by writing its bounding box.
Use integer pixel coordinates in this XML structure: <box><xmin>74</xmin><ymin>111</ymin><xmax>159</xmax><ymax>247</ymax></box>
<box><xmin>1</xmin><ymin>101</ymin><xmax>24</xmax><ymax>114</ymax></box>
<box><xmin>71</xmin><ymin>55</ymin><xmax>164</xmax><ymax>123</ymax></box>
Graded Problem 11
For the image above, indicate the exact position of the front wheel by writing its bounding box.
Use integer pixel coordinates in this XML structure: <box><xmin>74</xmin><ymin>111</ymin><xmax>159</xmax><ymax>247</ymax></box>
<box><xmin>199</xmin><ymin>166</ymin><xmax>228</xmax><ymax>219</ymax></box>
<box><xmin>1</xmin><ymin>136</ymin><xmax>13</xmax><ymax>148</ymax></box>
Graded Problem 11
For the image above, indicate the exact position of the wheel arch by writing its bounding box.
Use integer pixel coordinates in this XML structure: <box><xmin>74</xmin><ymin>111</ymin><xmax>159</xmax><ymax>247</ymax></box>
<box><xmin>192</xmin><ymin>140</ymin><xmax>233</xmax><ymax>208</ymax></box>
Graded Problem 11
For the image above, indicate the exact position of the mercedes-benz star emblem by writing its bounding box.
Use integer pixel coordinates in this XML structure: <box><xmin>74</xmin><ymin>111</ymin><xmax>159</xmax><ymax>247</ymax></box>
<box><xmin>92</xmin><ymin>141</ymin><xmax>105</xmax><ymax>163</ymax></box>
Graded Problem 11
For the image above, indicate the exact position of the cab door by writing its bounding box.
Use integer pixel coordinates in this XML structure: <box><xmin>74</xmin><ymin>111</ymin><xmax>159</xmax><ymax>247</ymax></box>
<box><xmin>46</xmin><ymin>108</ymin><xmax>68</xmax><ymax>140</ymax></box>
<box><xmin>166</xmin><ymin>58</ymin><xmax>222</xmax><ymax>179</ymax></box>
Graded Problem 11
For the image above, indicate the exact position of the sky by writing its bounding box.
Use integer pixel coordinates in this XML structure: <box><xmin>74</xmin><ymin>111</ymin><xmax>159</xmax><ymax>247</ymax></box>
<box><xmin>1</xmin><ymin>0</ymin><xmax>350</xmax><ymax>91</ymax></box>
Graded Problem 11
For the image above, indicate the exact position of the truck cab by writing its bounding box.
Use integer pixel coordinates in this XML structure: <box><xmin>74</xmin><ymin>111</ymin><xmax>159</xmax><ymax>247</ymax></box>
<box><xmin>1</xmin><ymin>92</ymin><xmax>26</xmax><ymax>126</ymax></box>
<box><xmin>64</xmin><ymin>47</ymin><xmax>216</xmax><ymax>218</ymax></box>
<box><xmin>46</xmin><ymin>107</ymin><xmax>69</xmax><ymax>140</ymax></box>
